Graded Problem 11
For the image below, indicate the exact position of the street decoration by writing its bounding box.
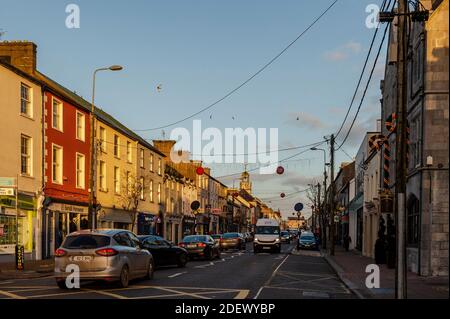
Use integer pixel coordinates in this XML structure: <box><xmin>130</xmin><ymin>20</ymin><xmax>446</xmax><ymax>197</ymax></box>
<box><xmin>196</xmin><ymin>166</ymin><xmax>205</xmax><ymax>175</ymax></box>
<box><xmin>276</xmin><ymin>166</ymin><xmax>285</xmax><ymax>175</ymax></box>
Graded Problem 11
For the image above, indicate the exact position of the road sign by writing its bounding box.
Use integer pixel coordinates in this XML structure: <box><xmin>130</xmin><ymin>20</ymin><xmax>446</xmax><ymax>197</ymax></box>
<box><xmin>0</xmin><ymin>188</ymin><xmax>15</xmax><ymax>196</ymax></box>
<box><xmin>191</xmin><ymin>200</ymin><xmax>200</xmax><ymax>211</ymax></box>
<box><xmin>334</xmin><ymin>215</ymin><xmax>340</xmax><ymax>222</ymax></box>
<box><xmin>294</xmin><ymin>203</ymin><xmax>304</xmax><ymax>212</ymax></box>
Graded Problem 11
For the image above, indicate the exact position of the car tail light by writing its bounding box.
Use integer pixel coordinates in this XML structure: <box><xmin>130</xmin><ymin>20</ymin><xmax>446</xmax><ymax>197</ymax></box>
<box><xmin>197</xmin><ymin>243</ymin><xmax>206</xmax><ymax>248</ymax></box>
<box><xmin>179</xmin><ymin>243</ymin><xmax>185</xmax><ymax>247</ymax></box>
<box><xmin>95</xmin><ymin>248</ymin><xmax>118</xmax><ymax>256</ymax></box>
<box><xmin>54</xmin><ymin>249</ymin><xmax>67</xmax><ymax>257</ymax></box>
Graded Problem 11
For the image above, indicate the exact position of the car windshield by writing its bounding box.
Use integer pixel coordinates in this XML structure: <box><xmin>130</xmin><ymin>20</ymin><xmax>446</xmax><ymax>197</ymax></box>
<box><xmin>300</xmin><ymin>236</ymin><xmax>315</xmax><ymax>241</ymax></box>
<box><xmin>211</xmin><ymin>235</ymin><xmax>221</xmax><ymax>239</ymax></box>
<box><xmin>63</xmin><ymin>235</ymin><xmax>110</xmax><ymax>249</ymax></box>
<box><xmin>281</xmin><ymin>231</ymin><xmax>289</xmax><ymax>236</ymax></box>
<box><xmin>183</xmin><ymin>235</ymin><xmax>207</xmax><ymax>242</ymax></box>
<box><xmin>255</xmin><ymin>226</ymin><xmax>280</xmax><ymax>235</ymax></box>
<box><xmin>223</xmin><ymin>233</ymin><xmax>240</xmax><ymax>238</ymax></box>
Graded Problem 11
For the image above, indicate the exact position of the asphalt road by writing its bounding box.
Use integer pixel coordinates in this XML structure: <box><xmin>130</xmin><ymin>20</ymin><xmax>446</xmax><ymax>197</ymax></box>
<box><xmin>0</xmin><ymin>242</ymin><xmax>354</xmax><ymax>299</ymax></box>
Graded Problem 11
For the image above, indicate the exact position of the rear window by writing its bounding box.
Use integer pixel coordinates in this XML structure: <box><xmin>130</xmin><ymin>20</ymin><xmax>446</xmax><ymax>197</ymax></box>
<box><xmin>301</xmin><ymin>236</ymin><xmax>315</xmax><ymax>241</ymax></box>
<box><xmin>223</xmin><ymin>233</ymin><xmax>239</xmax><ymax>238</ymax></box>
<box><xmin>183</xmin><ymin>235</ymin><xmax>207</xmax><ymax>242</ymax></box>
<box><xmin>211</xmin><ymin>235</ymin><xmax>221</xmax><ymax>239</ymax></box>
<box><xmin>63</xmin><ymin>235</ymin><xmax>110</xmax><ymax>249</ymax></box>
<box><xmin>281</xmin><ymin>231</ymin><xmax>289</xmax><ymax>235</ymax></box>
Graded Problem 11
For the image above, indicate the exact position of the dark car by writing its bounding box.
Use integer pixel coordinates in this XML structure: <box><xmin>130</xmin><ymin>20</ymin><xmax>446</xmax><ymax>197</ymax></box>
<box><xmin>280</xmin><ymin>230</ymin><xmax>291</xmax><ymax>243</ymax></box>
<box><xmin>221</xmin><ymin>232</ymin><xmax>246</xmax><ymax>250</ymax></box>
<box><xmin>139</xmin><ymin>235</ymin><xmax>188</xmax><ymax>268</ymax></box>
<box><xmin>297</xmin><ymin>233</ymin><xmax>318</xmax><ymax>250</ymax></box>
<box><xmin>179</xmin><ymin>235</ymin><xmax>221</xmax><ymax>260</ymax></box>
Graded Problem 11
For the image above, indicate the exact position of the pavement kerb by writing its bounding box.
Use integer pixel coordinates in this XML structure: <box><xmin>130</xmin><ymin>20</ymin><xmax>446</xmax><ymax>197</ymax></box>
<box><xmin>321</xmin><ymin>252</ymin><xmax>372</xmax><ymax>300</ymax></box>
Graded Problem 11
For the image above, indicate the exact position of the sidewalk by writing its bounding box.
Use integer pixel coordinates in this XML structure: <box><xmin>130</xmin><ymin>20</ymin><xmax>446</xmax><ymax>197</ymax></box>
<box><xmin>323</xmin><ymin>245</ymin><xmax>449</xmax><ymax>299</ymax></box>
<box><xmin>0</xmin><ymin>259</ymin><xmax>54</xmax><ymax>280</ymax></box>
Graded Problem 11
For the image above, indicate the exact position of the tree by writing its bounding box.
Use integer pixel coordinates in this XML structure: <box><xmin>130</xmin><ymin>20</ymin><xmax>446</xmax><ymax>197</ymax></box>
<box><xmin>117</xmin><ymin>171</ymin><xmax>150</xmax><ymax>233</ymax></box>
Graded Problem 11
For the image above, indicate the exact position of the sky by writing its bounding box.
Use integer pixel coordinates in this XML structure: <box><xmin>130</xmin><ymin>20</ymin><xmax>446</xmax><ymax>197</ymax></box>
<box><xmin>0</xmin><ymin>0</ymin><xmax>389</xmax><ymax>219</ymax></box>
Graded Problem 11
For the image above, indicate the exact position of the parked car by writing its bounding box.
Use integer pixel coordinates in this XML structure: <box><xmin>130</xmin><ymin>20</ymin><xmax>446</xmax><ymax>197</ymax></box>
<box><xmin>221</xmin><ymin>232</ymin><xmax>246</xmax><ymax>250</ymax></box>
<box><xmin>211</xmin><ymin>234</ymin><xmax>223</xmax><ymax>248</ymax></box>
<box><xmin>138</xmin><ymin>235</ymin><xmax>188</xmax><ymax>268</ymax></box>
<box><xmin>280</xmin><ymin>230</ymin><xmax>291</xmax><ymax>243</ymax></box>
<box><xmin>179</xmin><ymin>235</ymin><xmax>221</xmax><ymax>260</ymax></box>
<box><xmin>297</xmin><ymin>232</ymin><xmax>318</xmax><ymax>250</ymax></box>
<box><xmin>54</xmin><ymin>229</ymin><xmax>154</xmax><ymax>289</ymax></box>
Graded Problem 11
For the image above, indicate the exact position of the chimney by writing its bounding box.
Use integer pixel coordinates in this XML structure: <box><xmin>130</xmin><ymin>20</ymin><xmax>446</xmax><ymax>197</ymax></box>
<box><xmin>153</xmin><ymin>140</ymin><xmax>177</xmax><ymax>157</ymax></box>
<box><xmin>0</xmin><ymin>41</ymin><xmax>37</xmax><ymax>74</ymax></box>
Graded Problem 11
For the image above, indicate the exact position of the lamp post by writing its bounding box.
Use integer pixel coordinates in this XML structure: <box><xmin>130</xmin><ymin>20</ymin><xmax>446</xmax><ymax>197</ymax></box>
<box><xmin>88</xmin><ymin>65</ymin><xmax>123</xmax><ymax>230</ymax></box>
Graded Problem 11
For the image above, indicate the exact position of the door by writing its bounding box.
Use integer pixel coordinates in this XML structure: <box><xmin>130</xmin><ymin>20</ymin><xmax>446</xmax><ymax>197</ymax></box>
<box><xmin>126</xmin><ymin>232</ymin><xmax>148</xmax><ymax>274</ymax></box>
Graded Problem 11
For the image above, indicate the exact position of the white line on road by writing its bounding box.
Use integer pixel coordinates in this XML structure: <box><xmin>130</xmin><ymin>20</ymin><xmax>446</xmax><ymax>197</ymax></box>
<box><xmin>168</xmin><ymin>272</ymin><xmax>186</xmax><ymax>278</ymax></box>
<box><xmin>254</xmin><ymin>254</ymin><xmax>290</xmax><ymax>299</ymax></box>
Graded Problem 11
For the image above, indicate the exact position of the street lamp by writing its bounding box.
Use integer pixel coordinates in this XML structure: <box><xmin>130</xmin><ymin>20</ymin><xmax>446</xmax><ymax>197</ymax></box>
<box><xmin>88</xmin><ymin>65</ymin><xmax>123</xmax><ymax>229</ymax></box>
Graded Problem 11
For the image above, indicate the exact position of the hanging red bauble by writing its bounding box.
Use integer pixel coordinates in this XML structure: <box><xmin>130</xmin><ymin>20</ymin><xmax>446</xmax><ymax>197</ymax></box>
<box><xmin>276</xmin><ymin>166</ymin><xmax>285</xmax><ymax>175</ymax></box>
<box><xmin>196</xmin><ymin>166</ymin><xmax>205</xmax><ymax>175</ymax></box>
<box><xmin>280</xmin><ymin>193</ymin><xmax>286</xmax><ymax>198</ymax></box>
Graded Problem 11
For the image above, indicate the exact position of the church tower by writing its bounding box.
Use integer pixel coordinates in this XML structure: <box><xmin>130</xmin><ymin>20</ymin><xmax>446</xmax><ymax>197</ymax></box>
<box><xmin>240</xmin><ymin>170</ymin><xmax>252</xmax><ymax>193</ymax></box>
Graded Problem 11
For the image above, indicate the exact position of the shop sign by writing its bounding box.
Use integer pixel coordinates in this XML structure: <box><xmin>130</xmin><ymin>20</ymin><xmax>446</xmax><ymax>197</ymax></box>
<box><xmin>49</xmin><ymin>203</ymin><xmax>88</xmax><ymax>214</ymax></box>
<box><xmin>0</xmin><ymin>188</ymin><xmax>14</xmax><ymax>196</ymax></box>
<box><xmin>15</xmin><ymin>244</ymin><xmax>24</xmax><ymax>270</ymax></box>
<box><xmin>0</xmin><ymin>177</ymin><xmax>16</xmax><ymax>187</ymax></box>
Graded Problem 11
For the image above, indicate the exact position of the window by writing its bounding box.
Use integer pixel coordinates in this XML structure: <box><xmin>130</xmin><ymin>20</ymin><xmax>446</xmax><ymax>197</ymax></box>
<box><xmin>407</xmin><ymin>195</ymin><xmax>420</xmax><ymax>246</ymax></box>
<box><xmin>99</xmin><ymin>161</ymin><xmax>106</xmax><ymax>191</ymax></box>
<box><xmin>76</xmin><ymin>111</ymin><xmax>85</xmax><ymax>141</ymax></box>
<box><xmin>158</xmin><ymin>158</ymin><xmax>162</xmax><ymax>175</ymax></box>
<box><xmin>158</xmin><ymin>183</ymin><xmax>161</xmax><ymax>204</ymax></box>
<box><xmin>114</xmin><ymin>135</ymin><xmax>120</xmax><ymax>157</ymax></box>
<box><xmin>99</xmin><ymin>127</ymin><xmax>106</xmax><ymax>152</ymax></box>
<box><xmin>20</xmin><ymin>135</ymin><xmax>32</xmax><ymax>176</ymax></box>
<box><xmin>140</xmin><ymin>149</ymin><xmax>145</xmax><ymax>168</ymax></box>
<box><xmin>140</xmin><ymin>176</ymin><xmax>145</xmax><ymax>200</ymax></box>
<box><xmin>52</xmin><ymin>98</ymin><xmax>63</xmax><ymax>131</ymax></box>
<box><xmin>52</xmin><ymin>145</ymin><xmax>63</xmax><ymax>184</ymax></box>
<box><xmin>127</xmin><ymin>141</ymin><xmax>132</xmax><ymax>163</ymax></box>
<box><xmin>114</xmin><ymin>166</ymin><xmax>120</xmax><ymax>194</ymax></box>
<box><xmin>150</xmin><ymin>154</ymin><xmax>154</xmax><ymax>172</ymax></box>
<box><xmin>410</xmin><ymin>116</ymin><xmax>421</xmax><ymax>169</ymax></box>
<box><xmin>76</xmin><ymin>153</ymin><xmax>85</xmax><ymax>189</ymax></box>
<box><xmin>149</xmin><ymin>180</ymin><xmax>154</xmax><ymax>202</ymax></box>
<box><xmin>20</xmin><ymin>84</ymin><xmax>32</xmax><ymax>117</ymax></box>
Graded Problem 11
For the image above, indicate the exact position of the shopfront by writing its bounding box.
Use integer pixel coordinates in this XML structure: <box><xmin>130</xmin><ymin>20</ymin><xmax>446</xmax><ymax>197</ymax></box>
<box><xmin>209</xmin><ymin>214</ymin><xmax>220</xmax><ymax>234</ymax></box>
<box><xmin>182</xmin><ymin>215</ymin><xmax>196</xmax><ymax>237</ymax></box>
<box><xmin>195</xmin><ymin>213</ymin><xmax>210</xmax><ymax>235</ymax></box>
<box><xmin>98</xmin><ymin>208</ymin><xmax>134</xmax><ymax>231</ymax></box>
<box><xmin>165</xmin><ymin>215</ymin><xmax>183</xmax><ymax>244</ymax></box>
<box><xmin>0</xmin><ymin>192</ymin><xmax>36</xmax><ymax>261</ymax></box>
<box><xmin>41</xmin><ymin>201</ymin><xmax>88</xmax><ymax>258</ymax></box>
<box><xmin>137</xmin><ymin>212</ymin><xmax>158</xmax><ymax>235</ymax></box>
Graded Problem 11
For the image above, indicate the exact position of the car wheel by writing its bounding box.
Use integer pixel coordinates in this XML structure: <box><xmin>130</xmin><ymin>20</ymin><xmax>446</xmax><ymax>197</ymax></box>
<box><xmin>118</xmin><ymin>265</ymin><xmax>130</xmax><ymax>288</ymax></box>
<box><xmin>177</xmin><ymin>254</ymin><xmax>188</xmax><ymax>268</ymax></box>
<box><xmin>56</xmin><ymin>279</ymin><xmax>68</xmax><ymax>289</ymax></box>
<box><xmin>145</xmin><ymin>260</ymin><xmax>154</xmax><ymax>280</ymax></box>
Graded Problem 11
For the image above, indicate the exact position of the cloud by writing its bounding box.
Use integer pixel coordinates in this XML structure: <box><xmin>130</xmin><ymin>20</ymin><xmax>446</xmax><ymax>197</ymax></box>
<box><xmin>285</xmin><ymin>112</ymin><xmax>328</xmax><ymax>130</ymax></box>
<box><xmin>324</xmin><ymin>41</ymin><xmax>362</xmax><ymax>62</ymax></box>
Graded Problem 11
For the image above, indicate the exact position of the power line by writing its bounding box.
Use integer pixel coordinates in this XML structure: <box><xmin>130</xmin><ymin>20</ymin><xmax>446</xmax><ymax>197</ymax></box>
<box><xmin>133</xmin><ymin>0</ymin><xmax>339</xmax><ymax>132</ymax></box>
<box><xmin>334</xmin><ymin>0</ymin><xmax>390</xmax><ymax>140</ymax></box>
<box><xmin>336</xmin><ymin>23</ymin><xmax>389</xmax><ymax>151</ymax></box>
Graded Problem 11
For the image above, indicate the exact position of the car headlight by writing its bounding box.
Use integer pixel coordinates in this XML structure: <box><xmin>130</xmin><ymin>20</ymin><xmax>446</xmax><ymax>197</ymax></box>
<box><xmin>275</xmin><ymin>238</ymin><xmax>280</xmax><ymax>242</ymax></box>
<box><xmin>254</xmin><ymin>238</ymin><xmax>259</xmax><ymax>243</ymax></box>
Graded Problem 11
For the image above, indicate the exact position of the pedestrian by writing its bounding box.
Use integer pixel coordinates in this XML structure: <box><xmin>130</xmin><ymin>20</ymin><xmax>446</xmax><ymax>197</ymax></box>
<box><xmin>343</xmin><ymin>234</ymin><xmax>351</xmax><ymax>251</ymax></box>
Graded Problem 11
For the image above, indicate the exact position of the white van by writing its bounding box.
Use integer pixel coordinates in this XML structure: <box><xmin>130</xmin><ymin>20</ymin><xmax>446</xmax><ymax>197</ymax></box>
<box><xmin>253</xmin><ymin>219</ymin><xmax>281</xmax><ymax>253</ymax></box>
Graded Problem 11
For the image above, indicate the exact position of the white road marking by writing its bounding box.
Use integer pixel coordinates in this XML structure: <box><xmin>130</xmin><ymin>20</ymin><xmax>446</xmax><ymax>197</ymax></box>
<box><xmin>168</xmin><ymin>272</ymin><xmax>186</xmax><ymax>278</ymax></box>
<box><xmin>254</xmin><ymin>254</ymin><xmax>290</xmax><ymax>299</ymax></box>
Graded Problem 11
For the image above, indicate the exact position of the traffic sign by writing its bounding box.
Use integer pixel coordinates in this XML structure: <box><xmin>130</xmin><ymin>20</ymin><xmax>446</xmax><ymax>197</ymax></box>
<box><xmin>294</xmin><ymin>203</ymin><xmax>304</xmax><ymax>212</ymax></box>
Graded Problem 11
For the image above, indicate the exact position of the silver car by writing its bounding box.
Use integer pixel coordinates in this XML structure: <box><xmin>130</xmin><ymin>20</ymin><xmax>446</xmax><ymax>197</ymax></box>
<box><xmin>54</xmin><ymin>229</ymin><xmax>154</xmax><ymax>289</ymax></box>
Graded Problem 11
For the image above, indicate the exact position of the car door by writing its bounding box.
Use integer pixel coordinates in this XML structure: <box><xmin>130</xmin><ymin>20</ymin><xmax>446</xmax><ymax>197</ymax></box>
<box><xmin>155</xmin><ymin>237</ymin><xmax>175</xmax><ymax>265</ymax></box>
<box><xmin>113</xmin><ymin>232</ymin><xmax>136</xmax><ymax>273</ymax></box>
<box><xmin>126</xmin><ymin>232</ymin><xmax>148</xmax><ymax>273</ymax></box>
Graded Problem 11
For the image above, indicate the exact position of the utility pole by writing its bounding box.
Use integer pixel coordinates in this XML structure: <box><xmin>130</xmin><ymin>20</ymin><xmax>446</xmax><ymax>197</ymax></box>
<box><xmin>316</xmin><ymin>182</ymin><xmax>321</xmax><ymax>234</ymax></box>
<box><xmin>329</xmin><ymin>134</ymin><xmax>336</xmax><ymax>256</ymax></box>
<box><xmin>395</xmin><ymin>0</ymin><xmax>408</xmax><ymax>299</ymax></box>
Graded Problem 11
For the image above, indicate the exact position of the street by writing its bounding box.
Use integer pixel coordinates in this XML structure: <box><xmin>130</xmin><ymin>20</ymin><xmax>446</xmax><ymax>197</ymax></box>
<box><xmin>0</xmin><ymin>243</ymin><xmax>354</xmax><ymax>299</ymax></box>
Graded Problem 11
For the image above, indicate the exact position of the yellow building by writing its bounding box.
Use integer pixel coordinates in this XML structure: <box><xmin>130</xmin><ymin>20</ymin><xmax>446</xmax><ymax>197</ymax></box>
<box><xmin>0</xmin><ymin>58</ymin><xmax>43</xmax><ymax>261</ymax></box>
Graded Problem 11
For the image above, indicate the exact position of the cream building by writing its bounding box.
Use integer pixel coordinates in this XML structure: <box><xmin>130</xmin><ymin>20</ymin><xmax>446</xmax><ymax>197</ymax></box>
<box><xmin>0</xmin><ymin>60</ymin><xmax>43</xmax><ymax>261</ymax></box>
